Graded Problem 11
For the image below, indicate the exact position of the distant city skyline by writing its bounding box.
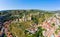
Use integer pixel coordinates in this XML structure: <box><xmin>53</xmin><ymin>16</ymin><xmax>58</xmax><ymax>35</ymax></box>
<box><xmin>0</xmin><ymin>0</ymin><xmax>60</xmax><ymax>11</ymax></box>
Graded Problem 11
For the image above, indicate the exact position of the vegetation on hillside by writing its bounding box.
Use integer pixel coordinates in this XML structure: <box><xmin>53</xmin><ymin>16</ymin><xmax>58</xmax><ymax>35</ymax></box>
<box><xmin>0</xmin><ymin>10</ymin><xmax>54</xmax><ymax>37</ymax></box>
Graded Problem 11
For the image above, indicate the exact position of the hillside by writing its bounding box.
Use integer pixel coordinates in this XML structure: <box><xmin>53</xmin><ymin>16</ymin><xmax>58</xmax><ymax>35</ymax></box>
<box><xmin>0</xmin><ymin>10</ymin><xmax>60</xmax><ymax>37</ymax></box>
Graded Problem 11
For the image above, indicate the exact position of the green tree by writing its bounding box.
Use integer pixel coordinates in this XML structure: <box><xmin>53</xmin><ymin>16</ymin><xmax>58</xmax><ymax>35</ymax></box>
<box><xmin>35</xmin><ymin>26</ymin><xmax>44</xmax><ymax>37</ymax></box>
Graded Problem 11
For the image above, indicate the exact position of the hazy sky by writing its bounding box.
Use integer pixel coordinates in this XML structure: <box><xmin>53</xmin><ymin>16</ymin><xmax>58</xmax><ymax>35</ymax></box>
<box><xmin>0</xmin><ymin>0</ymin><xmax>60</xmax><ymax>11</ymax></box>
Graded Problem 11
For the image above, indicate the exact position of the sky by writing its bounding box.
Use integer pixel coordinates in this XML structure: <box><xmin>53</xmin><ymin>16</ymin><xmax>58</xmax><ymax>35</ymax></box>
<box><xmin>0</xmin><ymin>0</ymin><xmax>60</xmax><ymax>11</ymax></box>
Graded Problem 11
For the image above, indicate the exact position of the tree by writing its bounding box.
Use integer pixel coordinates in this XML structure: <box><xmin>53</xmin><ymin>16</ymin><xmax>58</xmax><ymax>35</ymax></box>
<box><xmin>35</xmin><ymin>26</ymin><xmax>44</xmax><ymax>37</ymax></box>
<box><xmin>31</xmin><ymin>15</ymin><xmax>39</xmax><ymax>24</ymax></box>
<box><xmin>51</xmin><ymin>23</ymin><xmax>55</xmax><ymax>27</ymax></box>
